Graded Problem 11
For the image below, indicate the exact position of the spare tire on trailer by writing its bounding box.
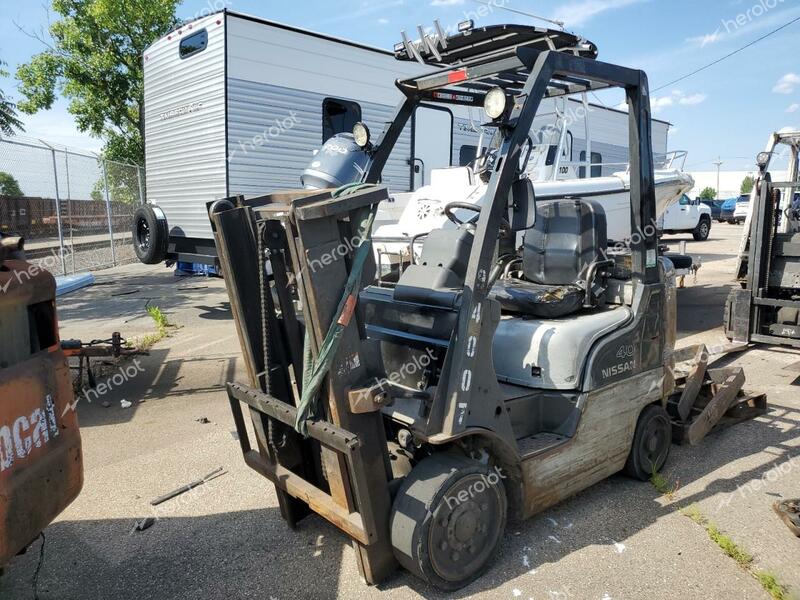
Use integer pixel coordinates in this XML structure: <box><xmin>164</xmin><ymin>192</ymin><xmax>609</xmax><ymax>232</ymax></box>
<box><xmin>132</xmin><ymin>205</ymin><xmax>168</xmax><ymax>264</ymax></box>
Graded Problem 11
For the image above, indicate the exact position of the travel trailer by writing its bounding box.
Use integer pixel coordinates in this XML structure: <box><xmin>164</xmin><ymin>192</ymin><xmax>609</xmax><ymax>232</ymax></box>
<box><xmin>135</xmin><ymin>10</ymin><xmax>674</xmax><ymax>266</ymax></box>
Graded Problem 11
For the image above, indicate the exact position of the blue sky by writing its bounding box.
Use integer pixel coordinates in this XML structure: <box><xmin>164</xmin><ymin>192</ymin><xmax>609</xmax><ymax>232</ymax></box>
<box><xmin>1</xmin><ymin>0</ymin><xmax>798</xmax><ymax>171</ymax></box>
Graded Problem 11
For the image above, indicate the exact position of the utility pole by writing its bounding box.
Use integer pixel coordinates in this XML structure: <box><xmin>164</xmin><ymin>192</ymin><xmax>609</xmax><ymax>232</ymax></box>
<box><xmin>713</xmin><ymin>157</ymin><xmax>724</xmax><ymax>199</ymax></box>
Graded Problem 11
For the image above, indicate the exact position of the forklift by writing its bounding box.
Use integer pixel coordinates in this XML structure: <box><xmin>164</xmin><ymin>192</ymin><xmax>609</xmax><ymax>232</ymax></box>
<box><xmin>212</xmin><ymin>23</ymin><xmax>681</xmax><ymax>590</ymax></box>
<box><xmin>726</xmin><ymin>131</ymin><xmax>800</xmax><ymax>348</ymax></box>
<box><xmin>0</xmin><ymin>234</ymin><xmax>83</xmax><ymax>567</ymax></box>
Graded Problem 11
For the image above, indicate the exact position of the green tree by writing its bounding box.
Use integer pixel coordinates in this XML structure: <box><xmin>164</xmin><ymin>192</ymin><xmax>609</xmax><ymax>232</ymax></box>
<box><xmin>0</xmin><ymin>172</ymin><xmax>24</xmax><ymax>196</ymax></box>
<box><xmin>0</xmin><ymin>59</ymin><xmax>24</xmax><ymax>135</ymax></box>
<box><xmin>740</xmin><ymin>175</ymin><xmax>754</xmax><ymax>196</ymax></box>
<box><xmin>15</xmin><ymin>0</ymin><xmax>180</xmax><ymax>165</ymax></box>
<box><xmin>699</xmin><ymin>187</ymin><xmax>717</xmax><ymax>201</ymax></box>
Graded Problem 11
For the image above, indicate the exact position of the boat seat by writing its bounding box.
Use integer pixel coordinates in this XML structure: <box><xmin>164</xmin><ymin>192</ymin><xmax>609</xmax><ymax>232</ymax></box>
<box><xmin>493</xmin><ymin>307</ymin><xmax>633</xmax><ymax>390</ymax></box>
<box><xmin>491</xmin><ymin>198</ymin><xmax>608</xmax><ymax>318</ymax></box>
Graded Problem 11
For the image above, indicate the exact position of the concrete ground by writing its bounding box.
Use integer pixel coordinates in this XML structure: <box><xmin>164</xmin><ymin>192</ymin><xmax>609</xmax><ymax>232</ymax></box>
<box><xmin>2</xmin><ymin>221</ymin><xmax>799</xmax><ymax>600</ymax></box>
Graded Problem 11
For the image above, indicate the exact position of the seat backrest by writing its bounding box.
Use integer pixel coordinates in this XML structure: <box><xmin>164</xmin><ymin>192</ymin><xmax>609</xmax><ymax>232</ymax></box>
<box><xmin>522</xmin><ymin>199</ymin><xmax>607</xmax><ymax>286</ymax></box>
<box><xmin>393</xmin><ymin>227</ymin><xmax>474</xmax><ymax>308</ymax></box>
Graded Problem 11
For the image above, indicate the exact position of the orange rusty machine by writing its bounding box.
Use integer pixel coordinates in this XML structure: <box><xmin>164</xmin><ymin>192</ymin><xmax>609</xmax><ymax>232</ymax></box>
<box><xmin>0</xmin><ymin>235</ymin><xmax>83</xmax><ymax>567</ymax></box>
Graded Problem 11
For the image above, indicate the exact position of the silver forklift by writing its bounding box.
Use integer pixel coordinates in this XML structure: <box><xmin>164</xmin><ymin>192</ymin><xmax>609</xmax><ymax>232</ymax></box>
<box><xmin>726</xmin><ymin>130</ymin><xmax>800</xmax><ymax>348</ymax></box>
<box><xmin>212</xmin><ymin>24</ymin><xmax>680</xmax><ymax>590</ymax></box>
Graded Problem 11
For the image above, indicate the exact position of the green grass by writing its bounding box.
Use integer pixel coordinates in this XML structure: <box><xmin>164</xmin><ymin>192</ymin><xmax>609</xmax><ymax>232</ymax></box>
<box><xmin>682</xmin><ymin>504</ymin><xmax>792</xmax><ymax>599</ymax></box>
<box><xmin>125</xmin><ymin>306</ymin><xmax>175</xmax><ymax>352</ymax></box>
<box><xmin>650</xmin><ymin>469</ymin><xmax>679</xmax><ymax>501</ymax></box>
<box><xmin>756</xmin><ymin>571</ymin><xmax>791</xmax><ymax>600</ymax></box>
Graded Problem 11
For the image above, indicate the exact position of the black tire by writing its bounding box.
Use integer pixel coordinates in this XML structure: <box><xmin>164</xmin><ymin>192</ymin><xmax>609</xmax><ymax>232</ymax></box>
<box><xmin>390</xmin><ymin>453</ymin><xmax>507</xmax><ymax>591</ymax></box>
<box><xmin>624</xmin><ymin>404</ymin><xmax>672</xmax><ymax>481</ymax></box>
<box><xmin>132</xmin><ymin>205</ymin><xmax>168</xmax><ymax>264</ymax></box>
<box><xmin>692</xmin><ymin>216</ymin><xmax>711</xmax><ymax>241</ymax></box>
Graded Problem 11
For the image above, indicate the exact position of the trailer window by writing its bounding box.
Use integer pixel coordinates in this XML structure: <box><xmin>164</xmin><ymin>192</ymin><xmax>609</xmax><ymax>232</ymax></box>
<box><xmin>179</xmin><ymin>29</ymin><xmax>208</xmax><ymax>59</ymax></box>
<box><xmin>322</xmin><ymin>98</ymin><xmax>362</xmax><ymax>143</ymax></box>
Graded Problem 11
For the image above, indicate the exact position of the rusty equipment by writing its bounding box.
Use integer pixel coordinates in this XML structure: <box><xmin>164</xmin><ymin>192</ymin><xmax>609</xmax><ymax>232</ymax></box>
<box><xmin>61</xmin><ymin>332</ymin><xmax>143</xmax><ymax>389</ymax></box>
<box><xmin>0</xmin><ymin>249</ymin><xmax>83</xmax><ymax>566</ymax></box>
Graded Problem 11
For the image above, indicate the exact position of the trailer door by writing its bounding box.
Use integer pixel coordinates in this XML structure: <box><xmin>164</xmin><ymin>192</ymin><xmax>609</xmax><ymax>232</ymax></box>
<box><xmin>412</xmin><ymin>106</ymin><xmax>453</xmax><ymax>189</ymax></box>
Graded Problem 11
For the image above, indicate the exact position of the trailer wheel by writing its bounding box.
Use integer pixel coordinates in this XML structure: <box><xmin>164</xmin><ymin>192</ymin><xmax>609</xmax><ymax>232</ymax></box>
<box><xmin>624</xmin><ymin>404</ymin><xmax>671</xmax><ymax>481</ymax></box>
<box><xmin>390</xmin><ymin>453</ymin><xmax>507</xmax><ymax>591</ymax></box>
<box><xmin>132</xmin><ymin>205</ymin><xmax>168</xmax><ymax>264</ymax></box>
<box><xmin>692</xmin><ymin>216</ymin><xmax>711</xmax><ymax>241</ymax></box>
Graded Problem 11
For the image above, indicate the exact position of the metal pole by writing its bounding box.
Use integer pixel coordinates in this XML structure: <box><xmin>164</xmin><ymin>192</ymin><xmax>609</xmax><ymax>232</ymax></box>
<box><xmin>713</xmin><ymin>157</ymin><xmax>723</xmax><ymax>199</ymax></box>
<box><xmin>49</xmin><ymin>148</ymin><xmax>68</xmax><ymax>275</ymax></box>
<box><xmin>137</xmin><ymin>165</ymin><xmax>145</xmax><ymax>205</ymax></box>
<box><xmin>102</xmin><ymin>160</ymin><xmax>117</xmax><ymax>266</ymax></box>
<box><xmin>64</xmin><ymin>149</ymin><xmax>75</xmax><ymax>274</ymax></box>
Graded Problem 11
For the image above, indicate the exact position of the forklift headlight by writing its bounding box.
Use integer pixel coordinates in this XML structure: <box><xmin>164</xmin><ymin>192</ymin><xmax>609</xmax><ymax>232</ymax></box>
<box><xmin>353</xmin><ymin>122</ymin><xmax>371</xmax><ymax>148</ymax></box>
<box><xmin>484</xmin><ymin>87</ymin><xmax>507</xmax><ymax>120</ymax></box>
<box><xmin>756</xmin><ymin>152</ymin><xmax>771</xmax><ymax>169</ymax></box>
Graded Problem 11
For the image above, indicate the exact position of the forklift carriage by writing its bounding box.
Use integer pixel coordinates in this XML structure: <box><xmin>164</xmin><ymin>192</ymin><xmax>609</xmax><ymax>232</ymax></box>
<box><xmin>212</xmin><ymin>25</ymin><xmax>680</xmax><ymax>590</ymax></box>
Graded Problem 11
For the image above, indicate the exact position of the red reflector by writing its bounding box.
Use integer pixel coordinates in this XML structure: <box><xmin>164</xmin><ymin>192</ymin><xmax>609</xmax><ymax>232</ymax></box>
<box><xmin>216</xmin><ymin>20</ymin><xmax>222</xmax><ymax>25</ymax></box>
<box><xmin>448</xmin><ymin>69</ymin><xmax>468</xmax><ymax>83</ymax></box>
<box><xmin>167</xmin><ymin>35</ymin><xmax>172</xmax><ymax>40</ymax></box>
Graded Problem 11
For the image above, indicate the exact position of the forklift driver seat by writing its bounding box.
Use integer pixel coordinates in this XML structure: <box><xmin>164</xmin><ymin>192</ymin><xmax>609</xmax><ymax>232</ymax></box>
<box><xmin>491</xmin><ymin>199</ymin><xmax>608</xmax><ymax>318</ymax></box>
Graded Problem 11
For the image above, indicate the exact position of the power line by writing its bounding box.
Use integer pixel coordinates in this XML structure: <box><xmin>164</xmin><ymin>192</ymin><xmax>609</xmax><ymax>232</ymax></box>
<box><xmin>653</xmin><ymin>14</ymin><xmax>800</xmax><ymax>92</ymax></box>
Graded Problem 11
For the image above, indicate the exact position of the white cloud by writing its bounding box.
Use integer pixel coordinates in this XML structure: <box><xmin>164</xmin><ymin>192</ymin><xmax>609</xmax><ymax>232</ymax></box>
<box><xmin>686</xmin><ymin>30</ymin><xmax>721</xmax><ymax>48</ymax></box>
<box><xmin>636</xmin><ymin>90</ymin><xmax>708</xmax><ymax>115</ymax></box>
<box><xmin>787</xmin><ymin>103</ymin><xmax>800</xmax><ymax>114</ymax></box>
<box><xmin>377</xmin><ymin>17</ymin><xmax>390</xmax><ymax>24</ymax></box>
<box><xmin>773</xmin><ymin>73</ymin><xmax>800</xmax><ymax>94</ymax></box>
<box><xmin>678</xmin><ymin>93</ymin><xmax>707</xmax><ymax>106</ymax></box>
<box><xmin>552</xmin><ymin>0</ymin><xmax>644</xmax><ymax>28</ymax></box>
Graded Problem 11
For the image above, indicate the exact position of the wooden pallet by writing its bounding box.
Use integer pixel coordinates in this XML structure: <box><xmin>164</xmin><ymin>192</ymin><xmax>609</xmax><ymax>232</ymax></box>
<box><xmin>667</xmin><ymin>344</ymin><xmax>767</xmax><ymax>445</ymax></box>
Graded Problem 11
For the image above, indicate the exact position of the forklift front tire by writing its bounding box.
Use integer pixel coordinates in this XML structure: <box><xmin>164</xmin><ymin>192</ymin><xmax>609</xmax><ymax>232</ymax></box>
<box><xmin>624</xmin><ymin>404</ymin><xmax>672</xmax><ymax>481</ymax></box>
<box><xmin>389</xmin><ymin>453</ymin><xmax>507</xmax><ymax>591</ymax></box>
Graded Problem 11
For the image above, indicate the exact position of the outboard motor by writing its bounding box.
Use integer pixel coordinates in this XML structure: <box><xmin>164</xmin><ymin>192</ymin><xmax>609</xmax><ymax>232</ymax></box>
<box><xmin>301</xmin><ymin>132</ymin><xmax>372</xmax><ymax>190</ymax></box>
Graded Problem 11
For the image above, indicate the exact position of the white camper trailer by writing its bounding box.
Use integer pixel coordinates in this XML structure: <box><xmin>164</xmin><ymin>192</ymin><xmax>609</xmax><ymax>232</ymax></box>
<box><xmin>136</xmin><ymin>10</ymin><xmax>673</xmax><ymax>266</ymax></box>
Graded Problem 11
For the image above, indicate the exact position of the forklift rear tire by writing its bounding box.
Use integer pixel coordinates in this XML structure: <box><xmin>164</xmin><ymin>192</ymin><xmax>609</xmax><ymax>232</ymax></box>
<box><xmin>624</xmin><ymin>404</ymin><xmax>671</xmax><ymax>481</ymax></box>
<box><xmin>132</xmin><ymin>205</ymin><xmax>168</xmax><ymax>264</ymax></box>
<box><xmin>389</xmin><ymin>453</ymin><xmax>507</xmax><ymax>591</ymax></box>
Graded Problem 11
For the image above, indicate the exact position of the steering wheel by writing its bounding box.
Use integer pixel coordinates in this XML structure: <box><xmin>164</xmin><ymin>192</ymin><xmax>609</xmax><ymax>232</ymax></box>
<box><xmin>444</xmin><ymin>202</ymin><xmax>511</xmax><ymax>235</ymax></box>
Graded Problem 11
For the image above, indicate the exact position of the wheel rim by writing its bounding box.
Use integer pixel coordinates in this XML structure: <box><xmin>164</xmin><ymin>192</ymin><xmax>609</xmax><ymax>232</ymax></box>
<box><xmin>700</xmin><ymin>222</ymin><xmax>709</xmax><ymax>237</ymax></box>
<box><xmin>640</xmin><ymin>414</ymin><xmax>670</xmax><ymax>473</ymax></box>
<box><xmin>136</xmin><ymin>217</ymin><xmax>151</xmax><ymax>252</ymax></box>
<box><xmin>427</xmin><ymin>473</ymin><xmax>504</xmax><ymax>583</ymax></box>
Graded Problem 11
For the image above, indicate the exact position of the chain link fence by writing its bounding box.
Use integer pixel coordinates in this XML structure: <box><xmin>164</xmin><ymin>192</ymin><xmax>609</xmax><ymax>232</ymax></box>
<box><xmin>0</xmin><ymin>135</ymin><xmax>144</xmax><ymax>276</ymax></box>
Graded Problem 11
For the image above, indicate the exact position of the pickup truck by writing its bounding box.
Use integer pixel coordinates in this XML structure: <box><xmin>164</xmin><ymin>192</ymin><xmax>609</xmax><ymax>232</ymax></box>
<box><xmin>659</xmin><ymin>194</ymin><xmax>713</xmax><ymax>240</ymax></box>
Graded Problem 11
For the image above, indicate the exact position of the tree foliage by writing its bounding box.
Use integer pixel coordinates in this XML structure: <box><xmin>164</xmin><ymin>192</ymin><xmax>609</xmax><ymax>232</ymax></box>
<box><xmin>0</xmin><ymin>172</ymin><xmax>24</xmax><ymax>197</ymax></box>
<box><xmin>699</xmin><ymin>187</ymin><xmax>717</xmax><ymax>201</ymax></box>
<box><xmin>15</xmin><ymin>0</ymin><xmax>180</xmax><ymax>165</ymax></box>
<box><xmin>0</xmin><ymin>60</ymin><xmax>24</xmax><ymax>136</ymax></box>
<box><xmin>740</xmin><ymin>175</ymin><xmax>755</xmax><ymax>196</ymax></box>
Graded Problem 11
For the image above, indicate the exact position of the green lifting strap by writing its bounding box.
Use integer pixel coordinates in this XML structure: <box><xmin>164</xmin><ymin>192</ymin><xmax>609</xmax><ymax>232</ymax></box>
<box><xmin>294</xmin><ymin>184</ymin><xmax>378</xmax><ymax>436</ymax></box>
